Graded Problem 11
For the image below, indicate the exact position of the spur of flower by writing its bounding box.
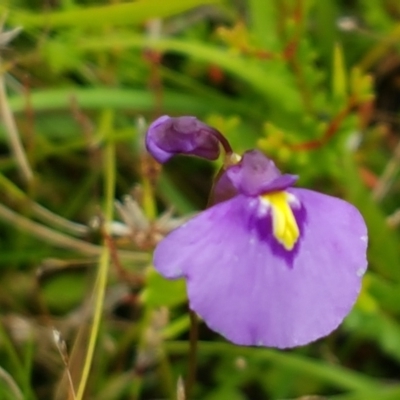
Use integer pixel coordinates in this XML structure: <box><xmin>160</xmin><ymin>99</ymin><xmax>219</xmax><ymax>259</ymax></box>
<box><xmin>146</xmin><ymin>115</ymin><xmax>368</xmax><ymax>349</ymax></box>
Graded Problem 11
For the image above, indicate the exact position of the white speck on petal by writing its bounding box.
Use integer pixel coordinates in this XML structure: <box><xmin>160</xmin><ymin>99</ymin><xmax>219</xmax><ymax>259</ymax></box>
<box><xmin>257</xmin><ymin>340</ymin><xmax>263</xmax><ymax>346</ymax></box>
<box><xmin>287</xmin><ymin>192</ymin><xmax>301</xmax><ymax>208</ymax></box>
<box><xmin>356</xmin><ymin>267</ymin><xmax>366</xmax><ymax>277</ymax></box>
<box><xmin>257</xmin><ymin>198</ymin><xmax>270</xmax><ymax>217</ymax></box>
<box><xmin>172</xmin><ymin>269</ymin><xmax>183</xmax><ymax>278</ymax></box>
<box><xmin>360</xmin><ymin>235</ymin><xmax>367</xmax><ymax>242</ymax></box>
<box><xmin>249</xmin><ymin>237</ymin><xmax>255</xmax><ymax>245</ymax></box>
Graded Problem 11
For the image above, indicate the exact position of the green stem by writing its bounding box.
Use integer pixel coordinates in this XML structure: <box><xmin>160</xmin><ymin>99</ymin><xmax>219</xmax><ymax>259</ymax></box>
<box><xmin>75</xmin><ymin>112</ymin><xmax>116</xmax><ymax>400</ymax></box>
<box><xmin>185</xmin><ymin>311</ymin><xmax>199</xmax><ymax>399</ymax></box>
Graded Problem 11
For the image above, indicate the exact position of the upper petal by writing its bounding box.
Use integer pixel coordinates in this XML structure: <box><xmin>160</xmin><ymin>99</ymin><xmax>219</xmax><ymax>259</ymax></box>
<box><xmin>153</xmin><ymin>190</ymin><xmax>367</xmax><ymax>348</ymax></box>
<box><xmin>226</xmin><ymin>150</ymin><xmax>298</xmax><ymax>196</ymax></box>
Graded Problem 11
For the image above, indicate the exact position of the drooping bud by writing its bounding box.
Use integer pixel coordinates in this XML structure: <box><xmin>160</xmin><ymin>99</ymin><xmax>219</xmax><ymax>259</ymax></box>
<box><xmin>145</xmin><ymin>115</ymin><xmax>231</xmax><ymax>163</ymax></box>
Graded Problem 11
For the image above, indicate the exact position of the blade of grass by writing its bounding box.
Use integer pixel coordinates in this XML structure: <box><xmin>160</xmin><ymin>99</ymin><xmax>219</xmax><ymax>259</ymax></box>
<box><xmin>0</xmin><ymin>366</ymin><xmax>23</xmax><ymax>400</ymax></box>
<box><xmin>6</xmin><ymin>0</ymin><xmax>220</xmax><ymax>29</ymax></box>
<box><xmin>77</xmin><ymin>35</ymin><xmax>303</xmax><ymax>121</ymax></box>
<box><xmin>6</xmin><ymin>88</ymin><xmax>242</xmax><ymax>120</ymax></box>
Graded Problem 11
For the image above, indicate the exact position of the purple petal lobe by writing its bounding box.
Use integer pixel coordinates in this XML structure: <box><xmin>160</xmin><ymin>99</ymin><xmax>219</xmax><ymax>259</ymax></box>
<box><xmin>226</xmin><ymin>150</ymin><xmax>298</xmax><ymax>196</ymax></box>
<box><xmin>153</xmin><ymin>190</ymin><xmax>367</xmax><ymax>348</ymax></box>
<box><xmin>145</xmin><ymin>115</ymin><xmax>221</xmax><ymax>163</ymax></box>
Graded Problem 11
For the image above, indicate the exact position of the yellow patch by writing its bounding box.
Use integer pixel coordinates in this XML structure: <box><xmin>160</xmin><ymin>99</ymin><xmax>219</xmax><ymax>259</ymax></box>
<box><xmin>261</xmin><ymin>191</ymin><xmax>299</xmax><ymax>250</ymax></box>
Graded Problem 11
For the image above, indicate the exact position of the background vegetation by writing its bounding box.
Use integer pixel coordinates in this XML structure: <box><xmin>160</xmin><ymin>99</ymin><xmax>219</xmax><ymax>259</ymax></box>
<box><xmin>1</xmin><ymin>0</ymin><xmax>400</xmax><ymax>399</ymax></box>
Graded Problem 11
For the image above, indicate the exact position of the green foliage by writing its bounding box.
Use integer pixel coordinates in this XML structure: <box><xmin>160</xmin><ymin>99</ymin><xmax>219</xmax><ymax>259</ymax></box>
<box><xmin>6</xmin><ymin>0</ymin><xmax>220</xmax><ymax>29</ymax></box>
<box><xmin>141</xmin><ymin>267</ymin><xmax>186</xmax><ymax>307</ymax></box>
<box><xmin>1</xmin><ymin>0</ymin><xmax>400</xmax><ymax>399</ymax></box>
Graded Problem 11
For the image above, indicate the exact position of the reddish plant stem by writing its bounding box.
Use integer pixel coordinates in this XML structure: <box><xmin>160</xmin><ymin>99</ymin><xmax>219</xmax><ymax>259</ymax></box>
<box><xmin>290</xmin><ymin>97</ymin><xmax>358</xmax><ymax>151</ymax></box>
<box><xmin>103</xmin><ymin>228</ymin><xmax>144</xmax><ymax>288</ymax></box>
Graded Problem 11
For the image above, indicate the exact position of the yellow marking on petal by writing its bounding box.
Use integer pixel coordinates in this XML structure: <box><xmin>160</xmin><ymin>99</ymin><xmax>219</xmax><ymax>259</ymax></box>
<box><xmin>261</xmin><ymin>191</ymin><xmax>299</xmax><ymax>250</ymax></box>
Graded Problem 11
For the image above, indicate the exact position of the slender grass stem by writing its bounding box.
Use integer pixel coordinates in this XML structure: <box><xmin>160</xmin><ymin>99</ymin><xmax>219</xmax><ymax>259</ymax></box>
<box><xmin>0</xmin><ymin>202</ymin><xmax>147</xmax><ymax>262</ymax></box>
<box><xmin>0</xmin><ymin>58</ymin><xmax>33</xmax><ymax>183</ymax></box>
<box><xmin>0</xmin><ymin>173</ymin><xmax>88</xmax><ymax>236</ymax></box>
<box><xmin>75</xmin><ymin>116</ymin><xmax>116</xmax><ymax>400</ymax></box>
<box><xmin>0</xmin><ymin>366</ymin><xmax>23</xmax><ymax>400</ymax></box>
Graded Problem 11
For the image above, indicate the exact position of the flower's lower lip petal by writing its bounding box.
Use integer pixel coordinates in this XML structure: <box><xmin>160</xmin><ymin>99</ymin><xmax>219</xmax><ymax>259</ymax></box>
<box><xmin>154</xmin><ymin>191</ymin><xmax>367</xmax><ymax>348</ymax></box>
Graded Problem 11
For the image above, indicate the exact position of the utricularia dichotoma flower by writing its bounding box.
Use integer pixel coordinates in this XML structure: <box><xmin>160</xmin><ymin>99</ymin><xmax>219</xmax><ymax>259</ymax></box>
<box><xmin>146</xmin><ymin>115</ymin><xmax>368</xmax><ymax>349</ymax></box>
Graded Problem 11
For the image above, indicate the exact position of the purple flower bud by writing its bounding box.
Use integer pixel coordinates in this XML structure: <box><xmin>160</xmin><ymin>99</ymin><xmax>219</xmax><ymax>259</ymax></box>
<box><xmin>146</xmin><ymin>116</ymin><xmax>226</xmax><ymax>163</ymax></box>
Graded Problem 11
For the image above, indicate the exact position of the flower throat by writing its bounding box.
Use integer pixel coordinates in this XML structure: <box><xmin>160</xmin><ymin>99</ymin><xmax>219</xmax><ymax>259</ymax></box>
<box><xmin>261</xmin><ymin>192</ymin><xmax>299</xmax><ymax>250</ymax></box>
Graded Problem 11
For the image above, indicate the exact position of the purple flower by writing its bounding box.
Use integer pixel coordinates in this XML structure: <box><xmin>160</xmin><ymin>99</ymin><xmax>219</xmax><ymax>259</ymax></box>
<box><xmin>146</xmin><ymin>115</ymin><xmax>231</xmax><ymax>163</ymax></box>
<box><xmin>146</xmin><ymin>119</ymin><xmax>368</xmax><ymax>348</ymax></box>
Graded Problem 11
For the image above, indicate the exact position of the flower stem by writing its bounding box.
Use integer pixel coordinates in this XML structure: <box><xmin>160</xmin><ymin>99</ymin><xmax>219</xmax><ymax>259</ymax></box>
<box><xmin>185</xmin><ymin>310</ymin><xmax>199</xmax><ymax>399</ymax></box>
<box><xmin>212</xmin><ymin>129</ymin><xmax>233</xmax><ymax>155</ymax></box>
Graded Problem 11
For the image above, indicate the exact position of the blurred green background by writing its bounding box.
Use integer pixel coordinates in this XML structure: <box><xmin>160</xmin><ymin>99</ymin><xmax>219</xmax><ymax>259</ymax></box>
<box><xmin>0</xmin><ymin>0</ymin><xmax>400</xmax><ymax>399</ymax></box>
